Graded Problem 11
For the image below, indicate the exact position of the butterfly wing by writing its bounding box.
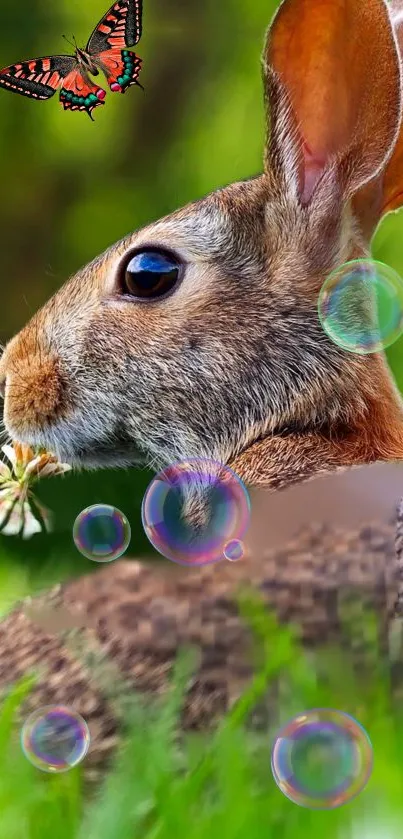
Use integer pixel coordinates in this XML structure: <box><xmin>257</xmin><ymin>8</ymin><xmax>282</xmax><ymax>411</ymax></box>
<box><xmin>0</xmin><ymin>55</ymin><xmax>75</xmax><ymax>100</ymax></box>
<box><xmin>95</xmin><ymin>48</ymin><xmax>142</xmax><ymax>93</ymax></box>
<box><xmin>60</xmin><ymin>69</ymin><xmax>106</xmax><ymax>119</ymax></box>
<box><xmin>86</xmin><ymin>0</ymin><xmax>142</xmax><ymax>54</ymax></box>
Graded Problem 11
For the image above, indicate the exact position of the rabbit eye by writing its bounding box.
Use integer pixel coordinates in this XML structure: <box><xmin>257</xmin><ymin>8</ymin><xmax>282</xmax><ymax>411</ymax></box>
<box><xmin>120</xmin><ymin>248</ymin><xmax>182</xmax><ymax>300</ymax></box>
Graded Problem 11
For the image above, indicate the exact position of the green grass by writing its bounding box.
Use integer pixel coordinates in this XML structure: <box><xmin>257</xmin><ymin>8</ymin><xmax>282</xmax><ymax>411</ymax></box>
<box><xmin>0</xmin><ymin>596</ymin><xmax>403</xmax><ymax>839</ymax></box>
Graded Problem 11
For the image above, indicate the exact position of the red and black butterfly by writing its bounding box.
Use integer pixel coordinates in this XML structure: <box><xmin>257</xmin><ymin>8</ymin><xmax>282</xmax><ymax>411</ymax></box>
<box><xmin>0</xmin><ymin>0</ymin><xmax>143</xmax><ymax>120</ymax></box>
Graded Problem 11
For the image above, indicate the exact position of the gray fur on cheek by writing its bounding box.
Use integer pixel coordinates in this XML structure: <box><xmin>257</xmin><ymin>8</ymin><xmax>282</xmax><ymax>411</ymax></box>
<box><xmin>56</xmin><ymin>280</ymin><xmax>365</xmax><ymax>478</ymax></box>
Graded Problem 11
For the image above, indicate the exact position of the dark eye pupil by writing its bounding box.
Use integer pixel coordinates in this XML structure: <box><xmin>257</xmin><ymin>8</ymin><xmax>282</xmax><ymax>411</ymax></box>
<box><xmin>123</xmin><ymin>250</ymin><xmax>180</xmax><ymax>299</ymax></box>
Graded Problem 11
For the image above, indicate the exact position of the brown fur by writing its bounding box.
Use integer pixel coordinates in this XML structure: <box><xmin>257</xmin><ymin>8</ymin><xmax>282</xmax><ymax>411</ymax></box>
<box><xmin>1</xmin><ymin>0</ymin><xmax>403</xmax><ymax>494</ymax></box>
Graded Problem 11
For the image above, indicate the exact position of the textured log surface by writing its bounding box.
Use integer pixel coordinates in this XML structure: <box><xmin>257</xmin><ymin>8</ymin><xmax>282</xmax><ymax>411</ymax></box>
<box><xmin>0</xmin><ymin>517</ymin><xmax>401</xmax><ymax>781</ymax></box>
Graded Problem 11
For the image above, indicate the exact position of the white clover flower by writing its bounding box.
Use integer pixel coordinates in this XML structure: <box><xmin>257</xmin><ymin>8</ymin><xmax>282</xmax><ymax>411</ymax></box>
<box><xmin>0</xmin><ymin>442</ymin><xmax>71</xmax><ymax>539</ymax></box>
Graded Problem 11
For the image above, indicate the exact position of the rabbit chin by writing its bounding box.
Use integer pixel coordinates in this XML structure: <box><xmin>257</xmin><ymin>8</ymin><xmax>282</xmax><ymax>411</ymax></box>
<box><xmin>4</xmin><ymin>421</ymin><xmax>146</xmax><ymax>471</ymax></box>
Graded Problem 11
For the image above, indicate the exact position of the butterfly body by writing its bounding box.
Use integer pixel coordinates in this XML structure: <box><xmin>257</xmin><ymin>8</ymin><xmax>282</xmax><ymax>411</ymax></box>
<box><xmin>0</xmin><ymin>0</ymin><xmax>143</xmax><ymax>119</ymax></box>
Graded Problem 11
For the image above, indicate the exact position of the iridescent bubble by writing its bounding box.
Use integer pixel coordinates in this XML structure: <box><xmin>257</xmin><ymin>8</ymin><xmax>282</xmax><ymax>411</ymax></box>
<box><xmin>73</xmin><ymin>504</ymin><xmax>131</xmax><ymax>562</ymax></box>
<box><xmin>141</xmin><ymin>458</ymin><xmax>250</xmax><ymax>566</ymax></box>
<box><xmin>271</xmin><ymin>709</ymin><xmax>373</xmax><ymax>809</ymax></box>
<box><xmin>21</xmin><ymin>706</ymin><xmax>90</xmax><ymax>773</ymax></box>
<box><xmin>318</xmin><ymin>259</ymin><xmax>403</xmax><ymax>354</ymax></box>
<box><xmin>223</xmin><ymin>539</ymin><xmax>244</xmax><ymax>561</ymax></box>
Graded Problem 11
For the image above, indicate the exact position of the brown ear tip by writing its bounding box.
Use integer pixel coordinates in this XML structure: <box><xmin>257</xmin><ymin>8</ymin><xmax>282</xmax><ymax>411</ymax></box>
<box><xmin>263</xmin><ymin>0</ymin><xmax>403</xmax><ymax>214</ymax></box>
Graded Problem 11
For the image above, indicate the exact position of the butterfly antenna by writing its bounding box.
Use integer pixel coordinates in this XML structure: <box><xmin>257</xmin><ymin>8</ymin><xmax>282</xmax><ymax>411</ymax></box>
<box><xmin>62</xmin><ymin>34</ymin><xmax>75</xmax><ymax>49</ymax></box>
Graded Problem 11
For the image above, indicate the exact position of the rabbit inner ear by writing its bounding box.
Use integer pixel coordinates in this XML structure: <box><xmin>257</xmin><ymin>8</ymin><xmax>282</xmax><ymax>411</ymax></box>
<box><xmin>263</xmin><ymin>0</ymin><xmax>402</xmax><ymax>206</ymax></box>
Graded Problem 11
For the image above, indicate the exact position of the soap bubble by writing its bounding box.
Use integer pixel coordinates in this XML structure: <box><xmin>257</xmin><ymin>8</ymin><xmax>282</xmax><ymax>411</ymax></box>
<box><xmin>21</xmin><ymin>706</ymin><xmax>90</xmax><ymax>773</ymax></box>
<box><xmin>223</xmin><ymin>539</ymin><xmax>244</xmax><ymax>561</ymax></box>
<box><xmin>318</xmin><ymin>259</ymin><xmax>403</xmax><ymax>354</ymax></box>
<box><xmin>271</xmin><ymin>708</ymin><xmax>373</xmax><ymax>809</ymax></box>
<box><xmin>141</xmin><ymin>458</ymin><xmax>250</xmax><ymax>566</ymax></box>
<box><xmin>73</xmin><ymin>504</ymin><xmax>131</xmax><ymax>562</ymax></box>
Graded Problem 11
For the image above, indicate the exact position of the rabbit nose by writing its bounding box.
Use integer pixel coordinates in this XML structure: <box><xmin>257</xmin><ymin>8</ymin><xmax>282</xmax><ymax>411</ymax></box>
<box><xmin>0</xmin><ymin>348</ymin><xmax>6</xmax><ymax>397</ymax></box>
<box><xmin>0</xmin><ymin>353</ymin><xmax>6</xmax><ymax>398</ymax></box>
<box><xmin>0</xmin><ymin>330</ymin><xmax>66</xmax><ymax>436</ymax></box>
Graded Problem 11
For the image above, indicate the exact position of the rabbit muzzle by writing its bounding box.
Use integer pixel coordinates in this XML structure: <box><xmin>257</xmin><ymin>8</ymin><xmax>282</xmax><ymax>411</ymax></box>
<box><xmin>0</xmin><ymin>329</ymin><xmax>144</xmax><ymax>468</ymax></box>
<box><xmin>0</xmin><ymin>336</ymin><xmax>65</xmax><ymax>441</ymax></box>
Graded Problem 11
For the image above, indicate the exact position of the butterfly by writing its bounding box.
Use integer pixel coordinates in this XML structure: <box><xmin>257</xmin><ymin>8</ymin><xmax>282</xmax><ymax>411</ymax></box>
<box><xmin>0</xmin><ymin>0</ymin><xmax>143</xmax><ymax>120</ymax></box>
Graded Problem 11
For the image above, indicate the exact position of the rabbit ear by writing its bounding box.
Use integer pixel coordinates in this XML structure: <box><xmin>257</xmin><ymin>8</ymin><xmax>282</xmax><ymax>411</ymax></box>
<box><xmin>381</xmin><ymin>1</ymin><xmax>403</xmax><ymax>215</ymax></box>
<box><xmin>264</xmin><ymin>0</ymin><xmax>402</xmax><ymax>206</ymax></box>
<box><xmin>353</xmin><ymin>2</ymin><xmax>403</xmax><ymax>235</ymax></box>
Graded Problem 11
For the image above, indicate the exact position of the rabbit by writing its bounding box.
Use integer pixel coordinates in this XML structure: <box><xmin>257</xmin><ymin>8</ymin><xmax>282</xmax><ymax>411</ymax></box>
<box><xmin>2</xmin><ymin>0</ymin><xmax>403</xmax><ymax>500</ymax></box>
<box><xmin>3</xmin><ymin>0</ymin><xmax>403</xmax><ymax>734</ymax></box>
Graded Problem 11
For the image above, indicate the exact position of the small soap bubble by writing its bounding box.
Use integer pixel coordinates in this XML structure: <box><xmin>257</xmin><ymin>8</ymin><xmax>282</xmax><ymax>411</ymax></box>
<box><xmin>271</xmin><ymin>708</ymin><xmax>373</xmax><ymax>809</ymax></box>
<box><xmin>141</xmin><ymin>458</ymin><xmax>250</xmax><ymax>566</ymax></box>
<box><xmin>21</xmin><ymin>706</ymin><xmax>90</xmax><ymax>773</ymax></box>
<box><xmin>73</xmin><ymin>504</ymin><xmax>131</xmax><ymax>562</ymax></box>
<box><xmin>223</xmin><ymin>539</ymin><xmax>244</xmax><ymax>561</ymax></box>
<box><xmin>318</xmin><ymin>259</ymin><xmax>403</xmax><ymax>354</ymax></box>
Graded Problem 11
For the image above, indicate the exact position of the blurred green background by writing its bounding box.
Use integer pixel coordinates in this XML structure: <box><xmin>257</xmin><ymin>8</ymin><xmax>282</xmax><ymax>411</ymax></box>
<box><xmin>0</xmin><ymin>0</ymin><xmax>403</xmax><ymax>593</ymax></box>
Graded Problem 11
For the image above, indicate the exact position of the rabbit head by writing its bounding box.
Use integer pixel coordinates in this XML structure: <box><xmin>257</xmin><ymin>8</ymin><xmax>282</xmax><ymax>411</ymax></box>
<box><xmin>2</xmin><ymin>0</ymin><xmax>403</xmax><ymax>493</ymax></box>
